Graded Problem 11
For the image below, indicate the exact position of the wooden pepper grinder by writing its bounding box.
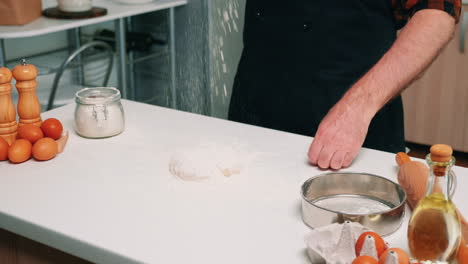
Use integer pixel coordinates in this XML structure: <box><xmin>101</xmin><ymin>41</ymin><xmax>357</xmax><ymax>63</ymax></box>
<box><xmin>0</xmin><ymin>67</ymin><xmax>18</xmax><ymax>145</ymax></box>
<box><xmin>13</xmin><ymin>59</ymin><xmax>42</xmax><ymax>127</ymax></box>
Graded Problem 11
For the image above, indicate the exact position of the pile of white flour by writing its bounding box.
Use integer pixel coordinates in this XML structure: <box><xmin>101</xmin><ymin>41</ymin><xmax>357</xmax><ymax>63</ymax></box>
<box><xmin>169</xmin><ymin>141</ymin><xmax>255</xmax><ymax>181</ymax></box>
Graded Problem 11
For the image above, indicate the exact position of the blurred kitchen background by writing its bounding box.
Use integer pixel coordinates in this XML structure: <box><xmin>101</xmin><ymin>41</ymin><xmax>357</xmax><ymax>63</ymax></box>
<box><xmin>2</xmin><ymin>0</ymin><xmax>245</xmax><ymax>119</ymax></box>
<box><xmin>2</xmin><ymin>0</ymin><xmax>468</xmax><ymax>165</ymax></box>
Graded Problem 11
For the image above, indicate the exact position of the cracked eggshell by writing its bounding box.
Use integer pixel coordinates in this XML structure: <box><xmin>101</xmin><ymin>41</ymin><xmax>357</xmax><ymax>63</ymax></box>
<box><xmin>305</xmin><ymin>222</ymin><xmax>373</xmax><ymax>264</ymax></box>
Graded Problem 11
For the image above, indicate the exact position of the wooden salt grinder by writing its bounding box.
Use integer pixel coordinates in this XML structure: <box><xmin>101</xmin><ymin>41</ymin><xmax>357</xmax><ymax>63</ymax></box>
<box><xmin>13</xmin><ymin>60</ymin><xmax>42</xmax><ymax>127</ymax></box>
<box><xmin>0</xmin><ymin>67</ymin><xmax>18</xmax><ymax>145</ymax></box>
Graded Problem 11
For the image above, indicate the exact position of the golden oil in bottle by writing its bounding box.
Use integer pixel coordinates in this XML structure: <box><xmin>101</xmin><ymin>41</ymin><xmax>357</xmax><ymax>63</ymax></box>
<box><xmin>408</xmin><ymin>193</ymin><xmax>461</xmax><ymax>261</ymax></box>
<box><xmin>407</xmin><ymin>144</ymin><xmax>461</xmax><ymax>263</ymax></box>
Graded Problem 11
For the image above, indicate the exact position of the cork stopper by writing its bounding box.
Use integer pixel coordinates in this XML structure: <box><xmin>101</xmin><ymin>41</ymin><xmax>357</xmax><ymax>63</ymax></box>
<box><xmin>12</xmin><ymin>59</ymin><xmax>38</xmax><ymax>81</ymax></box>
<box><xmin>430</xmin><ymin>144</ymin><xmax>453</xmax><ymax>163</ymax></box>
<box><xmin>0</xmin><ymin>67</ymin><xmax>12</xmax><ymax>84</ymax></box>
<box><xmin>430</xmin><ymin>144</ymin><xmax>453</xmax><ymax>177</ymax></box>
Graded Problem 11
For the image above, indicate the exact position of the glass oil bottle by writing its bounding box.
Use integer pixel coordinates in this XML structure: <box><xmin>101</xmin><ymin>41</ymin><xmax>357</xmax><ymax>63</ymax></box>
<box><xmin>408</xmin><ymin>144</ymin><xmax>461</xmax><ymax>263</ymax></box>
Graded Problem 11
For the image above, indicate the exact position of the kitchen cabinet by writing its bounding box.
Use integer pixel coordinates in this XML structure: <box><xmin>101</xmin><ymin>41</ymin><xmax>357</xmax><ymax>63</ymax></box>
<box><xmin>402</xmin><ymin>10</ymin><xmax>468</xmax><ymax>152</ymax></box>
<box><xmin>0</xmin><ymin>228</ymin><xmax>90</xmax><ymax>264</ymax></box>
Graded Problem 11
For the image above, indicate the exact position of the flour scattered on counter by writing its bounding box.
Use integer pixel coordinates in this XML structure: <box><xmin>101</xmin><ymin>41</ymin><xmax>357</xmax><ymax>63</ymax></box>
<box><xmin>169</xmin><ymin>141</ymin><xmax>254</xmax><ymax>182</ymax></box>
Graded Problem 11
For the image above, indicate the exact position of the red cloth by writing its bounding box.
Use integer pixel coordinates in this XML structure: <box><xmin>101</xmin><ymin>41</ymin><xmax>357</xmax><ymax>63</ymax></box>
<box><xmin>393</xmin><ymin>0</ymin><xmax>462</xmax><ymax>28</ymax></box>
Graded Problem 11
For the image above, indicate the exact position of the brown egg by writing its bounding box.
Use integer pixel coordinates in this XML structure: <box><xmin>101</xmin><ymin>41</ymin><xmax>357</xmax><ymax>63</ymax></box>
<box><xmin>379</xmin><ymin>248</ymin><xmax>410</xmax><ymax>264</ymax></box>
<box><xmin>352</xmin><ymin>256</ymin><xmax>378</xmax><ymax>264</ymax></box>
<box><xmin>459</xmin><ymin>244</ymin><xmax>468</xmax><ymax>264</ymax></box>
<box><xmin>32</xmin><ymin>137</ymin><xmax>58</xmax><ymax>161</ymax></box>
<box><xmin>397</xmin><ymin>160</ymin><xmax>429</xmax><ymax>209</ymax></box>
<box><xmin>355</xmin><ymin>231</ymin><xmax>387</xmax><ymax>257</ymax></box>
<box><xmin>8</xmin><ymin>139</ymin><xmax>32</xmax><ymax>163</ymax></box>
<box><xmin>0</xmin><ymin>137</ymin><xmax>9</xmax><ymax>161</ymax></box>
<box><xmin>17</xmin><ymin>124</ymin><xmax>43</xmax><ymax>144</ymax></box>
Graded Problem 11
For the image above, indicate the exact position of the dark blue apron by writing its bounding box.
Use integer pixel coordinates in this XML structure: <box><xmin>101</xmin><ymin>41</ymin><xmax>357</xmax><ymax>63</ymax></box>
<box><xmin>228</xmin><ymin>0</ymin><xmax>405</xmax><ymax>153</ymax></box>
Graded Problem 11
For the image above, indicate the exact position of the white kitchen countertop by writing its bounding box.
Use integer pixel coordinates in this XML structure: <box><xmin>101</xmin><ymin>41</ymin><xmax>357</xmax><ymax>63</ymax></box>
<box><xmin>0</xmin><ymin>0</ymin><xmax>187</xmax><ymax>39</ymax></box>
<box><xmin>0</xmin><ymin>100</ymin><xmax>467</xmax><ymax>263</ymax></box>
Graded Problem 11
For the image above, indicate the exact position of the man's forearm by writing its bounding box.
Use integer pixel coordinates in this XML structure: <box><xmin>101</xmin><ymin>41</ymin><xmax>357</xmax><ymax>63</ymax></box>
<box><xmin>308</xmin><ymin>9</ymin><xmax>457</xmax><ymax>169</ymax></box>
<box><xmin>340</xmin><ymin>9</ymin><xmax>455</xmax><ymax>121</ymax></box>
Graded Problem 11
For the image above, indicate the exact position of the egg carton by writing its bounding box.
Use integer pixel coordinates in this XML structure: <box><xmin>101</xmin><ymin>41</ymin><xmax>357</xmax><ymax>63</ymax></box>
<box><xmin>305</xmin><ymin>221</ymin><xmax>400</xmax><ymax>264</ymax></box>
